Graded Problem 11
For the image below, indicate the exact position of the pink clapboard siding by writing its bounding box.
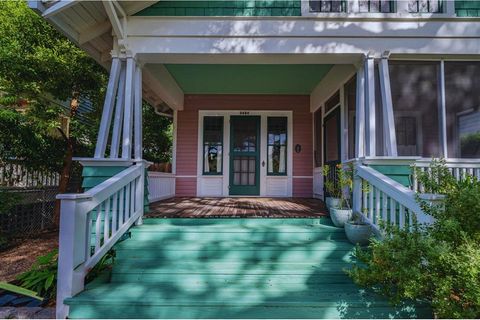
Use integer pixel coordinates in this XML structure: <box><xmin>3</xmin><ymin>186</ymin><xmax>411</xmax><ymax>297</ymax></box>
<box><xmin>175</xmin><ymin>95</ymin><xmax>313</xmax><ymax>197</ymax></box>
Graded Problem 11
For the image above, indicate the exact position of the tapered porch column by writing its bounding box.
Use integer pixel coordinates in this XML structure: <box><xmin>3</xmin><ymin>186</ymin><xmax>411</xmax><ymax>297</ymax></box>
<box><xmin>364</xmin><ymin>54</ymin><xmax>376</xmax><ymax>157</ymax></box>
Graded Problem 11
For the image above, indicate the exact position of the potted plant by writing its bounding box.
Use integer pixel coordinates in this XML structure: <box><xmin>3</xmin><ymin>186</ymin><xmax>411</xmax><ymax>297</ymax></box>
<box><xmin>329</xmin><ymin>164</ymin><xmax>353</xmax><ymax>228</ymax></box>
<box><xmin>344</xmin><ymin>215</ymin><xmax>373</xmax><ymax>246</ymax></box>
<box><xmin>322</xmin><ymin>165</ymin><xmax>341</xmax><ymax>210</ymax></box>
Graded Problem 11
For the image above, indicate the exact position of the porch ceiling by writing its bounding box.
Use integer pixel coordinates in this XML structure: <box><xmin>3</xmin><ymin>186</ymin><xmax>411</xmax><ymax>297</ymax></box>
<box><xmin>162</xmin><ymin>64</ymin><xmax>333</xmax><ymax>94</ymax></box>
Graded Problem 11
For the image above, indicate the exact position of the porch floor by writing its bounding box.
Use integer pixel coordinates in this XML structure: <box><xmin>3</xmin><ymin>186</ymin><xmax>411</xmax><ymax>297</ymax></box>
<box><xmin>147</xmin><ymin>197</ymin><xmax>328</xmax><ymax>218</ymax></box>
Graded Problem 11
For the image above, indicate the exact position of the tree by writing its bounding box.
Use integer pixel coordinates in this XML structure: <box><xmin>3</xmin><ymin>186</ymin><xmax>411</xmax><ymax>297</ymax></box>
<box><xmin>143</xmin><ymin>104</ymin><xmax>173</xmax><ymax>164</ymax></box>
<box><xmin>0</xmin><ymin>0</ymin><xmax>107</xmax><ymax>225</ymax></box>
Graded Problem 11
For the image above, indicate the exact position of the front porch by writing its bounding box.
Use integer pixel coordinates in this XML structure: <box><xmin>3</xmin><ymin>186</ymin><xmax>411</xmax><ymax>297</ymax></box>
<box><xmin>148</xmin><ymin>197</ymin><xmax>328</xmax><ymax>218</ymax></box>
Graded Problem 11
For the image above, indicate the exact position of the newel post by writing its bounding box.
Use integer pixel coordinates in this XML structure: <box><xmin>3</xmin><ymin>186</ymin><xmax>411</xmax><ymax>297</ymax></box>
<box><xmin>352</xmin><ymin>161</ymin><xmax>362</xmax><ymax>215</ymax></box>
<box><xmin>55</xmin><ymin>195</ymin><xmax>90</xmax><ymax>319</ymax></box>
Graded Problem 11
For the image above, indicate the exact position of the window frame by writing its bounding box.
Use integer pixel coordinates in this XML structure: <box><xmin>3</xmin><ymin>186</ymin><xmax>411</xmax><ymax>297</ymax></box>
<box><xmin>202</xmin><ymin>116</ymin><xmax>224</xmax><ymax>176</ymax></box>
<box><xmin>266</xmin><ymin>116</ymin><xmax>288</xmax><ymax>176</ymax></box>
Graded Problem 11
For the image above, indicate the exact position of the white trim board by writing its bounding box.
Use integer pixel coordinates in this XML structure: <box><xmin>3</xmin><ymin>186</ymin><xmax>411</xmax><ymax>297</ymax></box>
<box><xmin>196</xmin><ymin>110</ymin><xmax>293</xmax><ymax>197</ymax></box>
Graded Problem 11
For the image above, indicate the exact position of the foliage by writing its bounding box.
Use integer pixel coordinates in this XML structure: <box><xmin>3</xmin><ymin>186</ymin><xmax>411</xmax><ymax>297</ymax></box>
<box><xmin>0</xmin><ymin>108</ymin><xmax>65</xmax><ymax>173</ymax></box>
<box><xmin>17</xmin><ymin>249</ymin><xmax>58</xmax><ymax>299</ymax></box>
<box><xmin>85</xmin><ymin>249</ymin><xmax>116</xmax><ymax>284</ymax></box>
<box><xmin>143</xmin><ymin>104</ymin><xmax>173</xmax><ymax>163</ymax></box>
<box><xmin>323</xmin><ymin>163</ymin><xmax>353</xmax><ymax>209</ymax></box>
<box><xmin>16</xmin><ymin>247</ymin><xmax>117</xmax><ymax>301</ymax></box>
<box><xmin>348</xmin><ymin>161</ymin><xmax>480</xmax><ymax>318</ymax></box>
<box><xmin>413</xmin><ymin>159</ymin><xmax>457</xmax><ymax>195</ymax></box>
<box><xmin>0</xmin><ymin>188</ymin><xmax>21</xmax><ymax>248</ymax></box>
<box><xmin>0</xmin><ymin>282</ymin><xmax>43</xmax><ymax>301</ymax></box>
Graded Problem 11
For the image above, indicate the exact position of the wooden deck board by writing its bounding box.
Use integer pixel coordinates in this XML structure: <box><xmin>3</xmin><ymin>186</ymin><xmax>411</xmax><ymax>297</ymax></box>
<box><xmin>147</xmin><ymin>197</ymin><xmax>327</xmax><ymax>218</ymax></box>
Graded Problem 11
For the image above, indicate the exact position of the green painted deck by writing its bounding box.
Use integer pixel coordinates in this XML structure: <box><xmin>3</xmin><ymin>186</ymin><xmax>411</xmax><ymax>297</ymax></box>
<box><xmin>66</xmin><ymin>218</ymin><xmax>431</xmax><ymax>319</ymax></box>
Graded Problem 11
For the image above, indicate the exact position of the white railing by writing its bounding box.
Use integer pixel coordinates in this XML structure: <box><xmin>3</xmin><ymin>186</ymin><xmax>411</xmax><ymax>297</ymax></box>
<box><xmin>147</xmin><ymin>171</ymin><xmax>175</xmax><ymax>202</ymax></box>
<box><xmin>0</xmin><ymin>163</ymin><xmax>59</xmax><ymax>187</ymax></box>
<box><xmin>412</xmin><ymin>158</ymin><xmax>480</xmax><ymax>192</ymax></box>
<box><xmin>353</xmin><ymin>164</ymin><xmax>434</xmax><ymax>233</ymax></box>
<box><xmin>55</xmin><ymin>162</ymin><xmax>145</xmax><ymax>319</ymax></box>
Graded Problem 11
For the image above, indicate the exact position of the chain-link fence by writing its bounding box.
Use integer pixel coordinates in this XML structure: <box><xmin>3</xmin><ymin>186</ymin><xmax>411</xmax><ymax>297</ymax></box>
<box><xmin>0</xmin><ymin>186</ymin><xmax>58</xmax><ymax>238</ymax></box>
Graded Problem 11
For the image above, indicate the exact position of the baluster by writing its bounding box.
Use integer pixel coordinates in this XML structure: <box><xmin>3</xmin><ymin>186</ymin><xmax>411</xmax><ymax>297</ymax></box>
<box><xmin>468</xmin><ymin>168</ymin><xmax>474</xmax><ymax>178</ymax></box>
<box><xmin>408</xmin><ymin>208</ymin><xmax>413</xmax><ymax>231</ymax></box>
<box><xmin>368</xmin><ymin>185</ymin><xmax>374</xmax><ymax>220</ymax></box>
<box><xmin>390</xmin><ymin>198</ymin><xmax>396</xmax><ymax>226</ymax></box>
<box><xmin>381</xmin><ymin>191</ymin><xmax>387</xmax><ymax>222</ymax></box>
<box><xmin>375</xmin><ymin>188</ymin><xmax>381</xmax><ymax>224</ymax></box>
<box><xmin>111</xmin><ymin>191</ymin><xmax>118</xmax><ymax>232</ymax></box>
<box><xmin>103</xmin><ymin>197</ymin><xmax>110</xmax><ymax>241</ymax></box>
<box><xmin>130</xmin><ymin>180</ymin><xmax>136</xmax><ymax>217</ymax></box>
<box><xmin>95</xmin><ymin>204</ymin><xmax>102</xmax><ymax>252</ymax></box>
<box><xmin>454</xmin><ymin>167</ymin><xmax>460</xmax><ymax>181</ymax></box>
<box><xmin>399</xmin><ymin>205</ymin><xmax>405</xmax><ymax>229</ymax></box>
<box><xmin>362</xmin><ymin>180</ymin><xmax>368</xmax><ymax>214</ymax></box>
<box><xmin>119</xmin><ymin>186</ymin><xmax>125</xmax><ymax>226</ymax></box>
<box><xmin>476</xmin><ymin>168</ymin><xmax>480</xmax><ymax>180</ymax></box>
<box><xmin>412</xmin><ymin>167</ymin><xmax>418</xmax><ymax>191</ymax></box>
<box><xmin>86</xmin><ymin>211</ymin><xmax>93</xmax><ymax>258</ymax></box>
<box><xmin>125</xmin><ymin>182</ymin><xmax>131</xmax><ymax>221</ymax></box>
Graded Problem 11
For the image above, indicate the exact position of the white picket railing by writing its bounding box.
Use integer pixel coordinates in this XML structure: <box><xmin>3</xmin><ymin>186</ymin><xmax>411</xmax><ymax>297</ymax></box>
<box><xmin>412</xmin><ymin>158</ymin><xmax>480</xmax><ymax>192</ymax></box>
<box><xmin>353</xmin><ymin>164</ymin><xmax>434</xmax><ymax>233</ymax></box>
<box><xmin>0</xmin><ymin>163</ymin><xmax>59</xmax><ymax>187</ymax></box>
<box><xmin>147</xmin><ymin>171</ymin><xmax>175</xmax><ymax>202</ymax></box>
<box><xmin>55</xmin><ymin>162</ymin><xmax>145</xmax><ymax>319</ymax></box>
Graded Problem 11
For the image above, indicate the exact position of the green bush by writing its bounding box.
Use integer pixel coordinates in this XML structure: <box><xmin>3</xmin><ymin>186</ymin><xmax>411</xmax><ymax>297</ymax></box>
<box><xmin>17</xmin><ymin>249</ymin><xmax>58</xmax><ymax>299</ymax></box>
<box><xmin>348</xmin><ymin>161</ymin><xmax>480</xmax><ymax>318</ymax></box>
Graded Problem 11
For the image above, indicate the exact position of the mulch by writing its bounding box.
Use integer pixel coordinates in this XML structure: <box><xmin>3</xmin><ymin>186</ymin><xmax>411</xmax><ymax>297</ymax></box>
<box><xmin>0</xmin><ymin>232</ymin><xmax>58</xmax><ymax>283</ymax></box>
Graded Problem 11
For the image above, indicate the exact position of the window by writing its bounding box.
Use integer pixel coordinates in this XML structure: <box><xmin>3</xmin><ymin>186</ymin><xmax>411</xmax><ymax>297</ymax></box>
<box><xmin>445</xmin><ymin>62</ymin><xmax>480</xmax><ymax>158</ymax></box>
<box><xmin>267</xmin><ymin>117</ymin><xmax>287</xmax><ymax>175</ymax></box>
<box><xmin>309</xmin><ymin>1</ymin><xmax>346</xmax><ymax>12</ymax></box>
<box><xmin>203</xmin><ymin>116</ymin><xmax>223</xmax><ymax>175</ymax></box>
<box><xmin>359</xmin><ymin>0</ymin><xmax>395</xmax><ymax>12</ymax></box>
<box><xmin>408</xmin><ymin>0</ymin><xmax>443</xmax><ymax>13</ymax></box>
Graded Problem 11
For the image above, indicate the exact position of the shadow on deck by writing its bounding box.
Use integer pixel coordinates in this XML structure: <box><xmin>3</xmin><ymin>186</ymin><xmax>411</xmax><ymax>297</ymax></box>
<box><xmin>147</xmin><ymin>197</ymin><xmax>328</xmax><ymax>218</ymax></box>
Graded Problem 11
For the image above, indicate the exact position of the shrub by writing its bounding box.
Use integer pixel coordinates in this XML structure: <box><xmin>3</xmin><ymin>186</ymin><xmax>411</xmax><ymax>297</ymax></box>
<box><xmin>348</xmin><ymin>161</ymin><xmax>480</xmax><ymax>318</ymax></box>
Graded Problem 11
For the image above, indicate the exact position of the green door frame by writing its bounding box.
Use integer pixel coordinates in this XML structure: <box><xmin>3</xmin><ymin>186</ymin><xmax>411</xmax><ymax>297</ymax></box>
<box><xmin>229</xmin><ymin>116</ymin><xmax>261</xmax><ymax>196</ymax></box>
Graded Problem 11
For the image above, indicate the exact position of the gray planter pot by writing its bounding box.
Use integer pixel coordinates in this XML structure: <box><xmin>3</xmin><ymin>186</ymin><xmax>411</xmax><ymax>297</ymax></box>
<box><xmin>325</xmin><ymin>197</ymin><xmax>341</xmax><ymax>211</ymax></box>
<box><xmin>345</xmin><ymin>221</ymin><xmax>373</xmax><ymax>246</ymax></box>
<box><xmin>329</xmin><ymin>207</ymin><xmax>352</xmax><ymax>228</ymax></box>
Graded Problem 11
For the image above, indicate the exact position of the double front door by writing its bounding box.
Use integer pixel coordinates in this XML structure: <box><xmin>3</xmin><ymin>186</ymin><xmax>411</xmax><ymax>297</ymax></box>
<box><xmin>229</xmin><ymin>116</ymin><xmax>260</xmax><ymax>195</ymax></box>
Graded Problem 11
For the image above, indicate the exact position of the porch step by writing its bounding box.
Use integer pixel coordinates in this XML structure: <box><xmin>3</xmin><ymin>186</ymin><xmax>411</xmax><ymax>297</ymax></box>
<box><xmin>66</xmin><ymin>218</ymin><xmax>432</xmax><ymax>319</ymax></box>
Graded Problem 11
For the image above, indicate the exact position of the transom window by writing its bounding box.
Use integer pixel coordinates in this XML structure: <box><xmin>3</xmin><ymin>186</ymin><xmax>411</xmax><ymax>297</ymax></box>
<box><xmin>309</xmin><ymin>1</ymin><xmax>346</xmax><ymax>12</ymax></box>
<box><xmin>408</xmin><ymin>0</ymin><xmax>443</xmax><ymax>13</ymax></box>
<box><xmin>267</xmin><ymin>117</ymin><xmax>287</xmax><ymax>175</ymax></box>
<box><xmin>203</xmin><ymin>116</ymin><xmax>223</xmax><ymax>175</ymax></box>
<box><xmin>359</xmin><ymin>0</ymin><xmax>395</xmax><ymax>13</ymax></box>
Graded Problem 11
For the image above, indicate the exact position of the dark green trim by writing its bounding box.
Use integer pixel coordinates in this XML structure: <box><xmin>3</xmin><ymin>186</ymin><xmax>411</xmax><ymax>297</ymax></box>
<box><xmin>135</xmin><ymin>1</ymin><xmax>302</xmax><ymax>17</ymax></box>
<box><xmin>455</xmin><ymin>0</ymin><xmax>480</xmax><ymax>17</ymax></box>
<box><xmin>202</xmin><ymin>116</ymin><xmax>224</xmax><ymax>176</ymax></box>
<box><xmin>229</xmin><ymin>116</ymin><xmax>261</xmax><ymax>196</ymax></box>
<box><xmin>267</xmin><ymin>116</ymin><xmax>288</xmax><ymax>176</ymax></box>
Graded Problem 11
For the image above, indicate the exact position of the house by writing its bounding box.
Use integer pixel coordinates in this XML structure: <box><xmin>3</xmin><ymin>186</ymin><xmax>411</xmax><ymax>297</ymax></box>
<box><xmin>29</xmin><ymin>0</ymin><xmax>480</xmax><ymax>318</ymax></box>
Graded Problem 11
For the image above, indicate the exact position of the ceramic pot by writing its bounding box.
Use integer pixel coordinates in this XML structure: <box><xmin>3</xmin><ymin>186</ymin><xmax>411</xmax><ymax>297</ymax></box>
<box><xmin>325</xmin><ymin>197</ymin><xmax>341</xmax><ymax>211</ymax></box>
<box><xmin>329</xmin><ymin>207</ymin><xmax>352</xmax><ymax>228</ymax></box>
<box><xmin>345</xmin><ymin>220</ymin><xmax>373</xmax><ymax>245</ymax></box>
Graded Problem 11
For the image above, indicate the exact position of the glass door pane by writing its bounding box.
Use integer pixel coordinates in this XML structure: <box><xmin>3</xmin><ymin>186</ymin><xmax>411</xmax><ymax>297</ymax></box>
<box><xmin>229</xmin><ymin>116</ymin><xmax>260</xmax><ymax>195</ymax></box>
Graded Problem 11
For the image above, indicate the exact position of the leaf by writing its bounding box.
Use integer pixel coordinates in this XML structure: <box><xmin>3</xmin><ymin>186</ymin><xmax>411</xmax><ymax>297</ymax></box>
<box><xmin>0</xmin><ymin>282</ymin><xmax>43</xmax><ymax>301</ymax></box>
<box><xmin>45</xmin><ymin>274</ymin><xmax>54</xmax><ymax>291</ymax></box>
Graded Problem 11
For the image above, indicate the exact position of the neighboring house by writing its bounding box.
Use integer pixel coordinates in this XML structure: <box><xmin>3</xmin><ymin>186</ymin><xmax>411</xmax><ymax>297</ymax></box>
<box><xmin>29</xmin><ymin>1</ymin><xmax>480</xmax><ymax>319</ymax></box>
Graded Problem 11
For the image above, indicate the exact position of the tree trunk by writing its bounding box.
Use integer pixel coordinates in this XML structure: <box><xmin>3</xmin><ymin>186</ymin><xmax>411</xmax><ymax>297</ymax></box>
<box><xmin>53</xmin><ymin>92</ymin><xmax>80</xmax><ymax>227</ymax></box>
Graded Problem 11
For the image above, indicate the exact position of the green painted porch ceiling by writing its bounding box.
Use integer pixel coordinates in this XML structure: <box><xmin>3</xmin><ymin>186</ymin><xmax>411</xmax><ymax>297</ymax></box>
<box><xmin>164</xmin><ymin>64</ymin><xmax>333</xmax><ymax>94</ymax></box>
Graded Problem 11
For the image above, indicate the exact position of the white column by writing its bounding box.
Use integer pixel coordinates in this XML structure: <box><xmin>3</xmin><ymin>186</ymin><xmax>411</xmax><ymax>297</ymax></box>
<box><xmin>379</xmin><ymin>57</ymin><xmax>398</xmax><ymax>156</ymax></box>
<box><xmin>94</xmin><ymin>58</ymin><xmax>121</xmax><ymax>158</ymax></box>
<box><xmin>365</xmin><ymin>55</ymin><xmax>376</xmax><ymax>157</ymax></box>
<box><xmin>110</xmin><ymin>63</ymin><xmax>126</xmax><ymax>159</ymax></box>
<box><xmin>340</xmin><ymin>85</ymin><xmax>347</xmax><ymax>161</ymax></box>
<box><xmin>439</xmin><ymin>60</ymin><xmax>448</xmax><ymax>157</ymax></box>
<box><xmin>355</xmin><ymin>64</ymin><xmax>366</xmax><ymax>158</ymax></box>
<box><xmin>134</xmin><ymin>63</ymin><xmax>143</xmax><ymax>160</ymax></box>
<box><xmin>122</xmin><ymin>57</ymin><xmax>135</xmax><ymax>159</ymax></box>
